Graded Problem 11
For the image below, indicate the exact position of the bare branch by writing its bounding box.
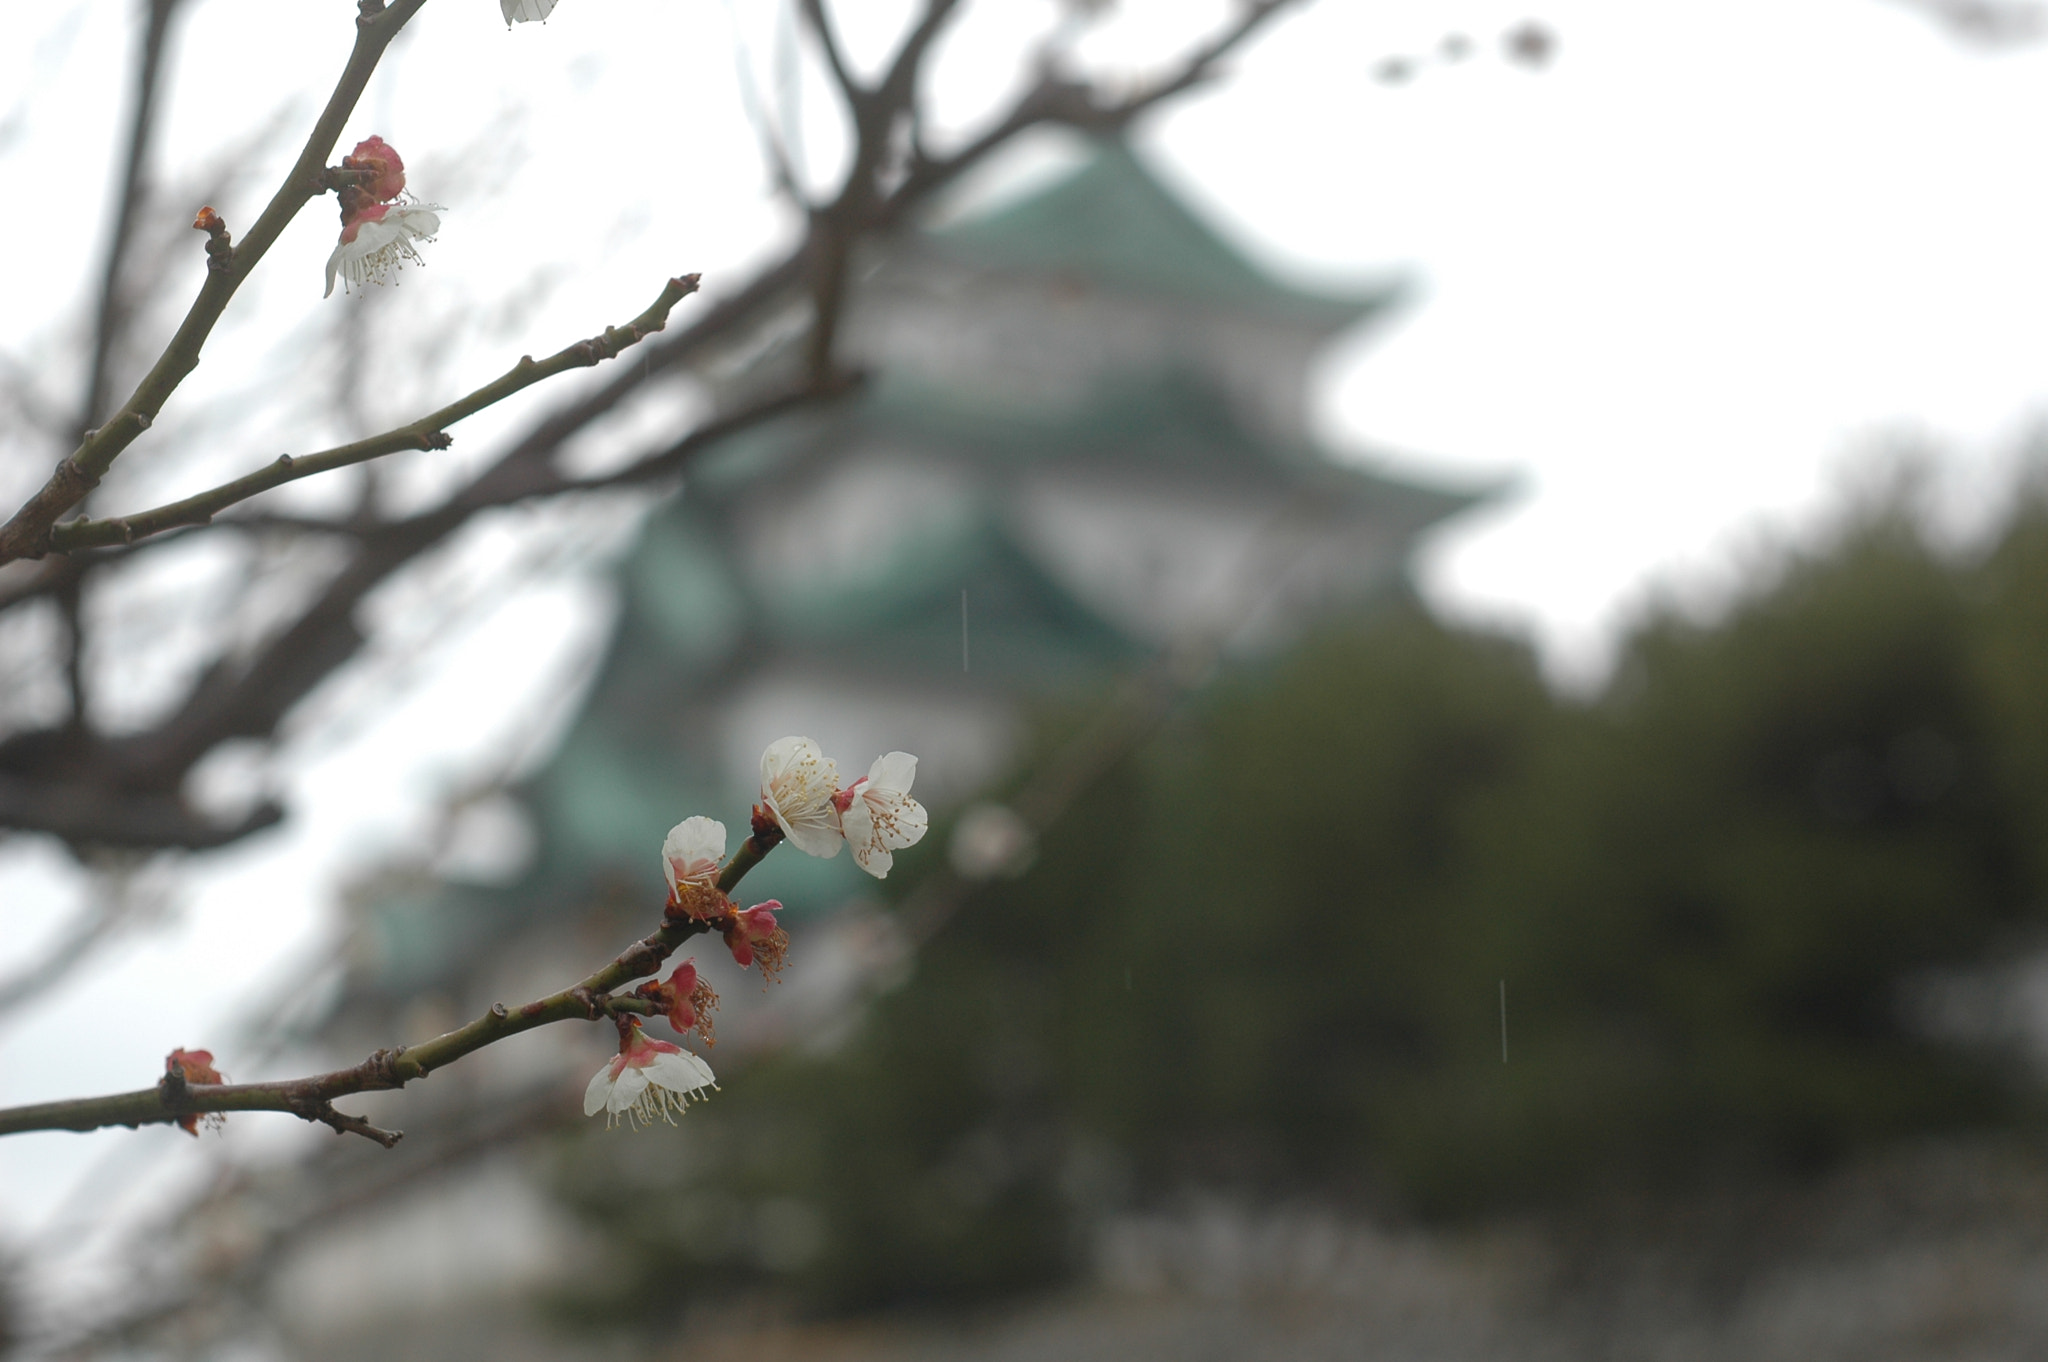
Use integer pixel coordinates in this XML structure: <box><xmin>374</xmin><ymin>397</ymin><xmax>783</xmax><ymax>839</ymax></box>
<box><xmin>0</xmin><ymin>0</ymin><xmax>1313</xmax><ymax>856</ymax></box>
<box><xmin>45</xmin><ymin>275</ymin><xmax>701</xmax><ymax>554</ymax></box>
<box><xmin>77</xmin><ymin>0</ymin><xmax>194</xmax><ymax>444</ymax></box>
<box><xmin>798</xmin><ymin>0</ymin><xmax>865</xmax><ymax>110</ymax></box>
<box><xmin>0</xmin><ymin>0</ymin><xmax>431</xmax><ymax>565</ymax></box>
<box><xmin>0</xmin><ymin>768</ymin><xmax>282</xmax><ymax>849</ymax></box>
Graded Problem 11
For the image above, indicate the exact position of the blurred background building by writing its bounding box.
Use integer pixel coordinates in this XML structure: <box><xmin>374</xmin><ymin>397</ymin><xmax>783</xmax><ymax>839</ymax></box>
<box><xmin>21</xmin><ymin>6</ymin><xmax>2048</xmax><ymax>1359</ymax></box>
<box><xmin>217</xmin><ymin>136</ymin><xmax>1482</xmax><ymax>1360</ymax></box>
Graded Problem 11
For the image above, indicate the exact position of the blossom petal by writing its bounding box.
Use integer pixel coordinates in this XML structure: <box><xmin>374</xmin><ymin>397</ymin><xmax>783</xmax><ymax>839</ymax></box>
<box><xmin>605</xmin><ymin>1064</ymin><xmax>651</xmax><ymax>1115</ymax></box>
<box><xmin>840</xmin><ymin>797</ymin><xmax>885</xmax><ymax>877</ymax></box>
<box><xmin>324</xmin><ymin>207</ymin><xmax>441</xmax><ymax>298</ymax></box>
<box><xmin>760</xmin><ymin>736</ymin><xmax>844</xmax><ymax>858</ymax></box>
<box><xmin>876</xmin><ymin>792</ymin><xmax>928</xmax><ymax>851</ymax></box>
<box><xmin>583</xmin><ymin>1063</ymin><xmax>614</xmax><ymax>1117</ymax></box>
<box><xmin>645</xmin><ymin>1048</ymin><xmax>716</xmax><ymax>1098</ymax></box>
<box><xmin>501</xmin><ymin>0</ymin><xmax>559</xmax><ymax>22</ymax></box>
<box><xmin>868</xmin><ymin>751</ymin><xmax>917</xmax><ymax>795</ymax></box>
<box><xmin>661</xmin><ymin>816</ymin><xmax>726</xmax><ymax>893</ymax></box>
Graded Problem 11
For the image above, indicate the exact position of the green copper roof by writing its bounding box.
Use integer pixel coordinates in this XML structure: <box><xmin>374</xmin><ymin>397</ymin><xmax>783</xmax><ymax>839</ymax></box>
<box><xmin>699</xmin><ymin>368</ymin><xmax>1492</xmax><ymax>538</ymax></box>
<box><xmin>929</xmin><ymin>139</ymin><xmax>1397</xmax><ymax>330</ymax></box>
<box><xmin>326</xmin><ymin>140</ymin><xmax>1484</xmax><ymax>1014</ymax></box>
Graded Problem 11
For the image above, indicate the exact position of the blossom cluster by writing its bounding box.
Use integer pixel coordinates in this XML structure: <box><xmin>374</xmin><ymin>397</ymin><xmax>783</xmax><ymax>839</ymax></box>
<box><xmin>759</xmin><ymin>737</ymin><xmax>929</xmax><ymax>879</ymax></box>
<box><xmin>584</xmin><ymin>735</ymin><xmax>928</xmax><ymax>1128</ymax></box>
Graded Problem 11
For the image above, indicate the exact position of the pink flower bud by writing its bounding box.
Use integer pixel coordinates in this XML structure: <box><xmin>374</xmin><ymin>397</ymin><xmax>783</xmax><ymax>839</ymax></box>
<box><xmin>722</xmin><ymin>900</ymin><xmax>788</xmax><ymax>978</ymax></box>
<box><xmin>635</xmin><ymin>959</ymin><xmax>719</xmax><ymax>1045</ymax></box>
<box><xmin>343</xmin><ymin>135</ymin><xmax>407</xmax><ymax>203</ymax></box>
<box><xmin>165</xmin><ymin>1047</ymin><xmax>225</xmax><ymax>1137</ymax></box>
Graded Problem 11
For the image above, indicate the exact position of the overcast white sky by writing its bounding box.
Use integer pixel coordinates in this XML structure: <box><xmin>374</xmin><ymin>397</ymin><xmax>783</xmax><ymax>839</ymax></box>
<box><xmin>4</xmin><ymin>0</ymin><xmax>2048</xmax><ymax>1284</ymax></box>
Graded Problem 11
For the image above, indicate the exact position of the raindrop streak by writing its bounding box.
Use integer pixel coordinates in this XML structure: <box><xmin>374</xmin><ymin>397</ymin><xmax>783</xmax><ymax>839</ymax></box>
<box><xmin>1500</xmin><ymin>979</ymin><xmax>1508</xmax><ymax>1063</ymax></box>
<box><xmin>961</xmin><ymin>589</ymin><xmax>969</xmax><ymax>673</ymax></box>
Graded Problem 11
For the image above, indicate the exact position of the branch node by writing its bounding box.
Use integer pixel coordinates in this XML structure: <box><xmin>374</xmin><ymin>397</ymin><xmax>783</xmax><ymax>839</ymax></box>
<box><xmin>490</xmin><ymin>1002</ymin><xmax>509</xmax><ymax>1020</ymax></box>
<box><xmin>320</xmin><ymin>166</ymin><xmax>377</xmax><ymax>195</ymax></box>
<box><xmin>192</xmin><ymin>205</ymin><xmax>235</xmax><ymax>274</ymax></box>
<box><xmin>310</xmin><ymin>1099</ymin><xmax>402</xmax><ymax>1147</ymax></box>
<box><xmin>276</xmin><ymin>453</ymin><xmax>294</xmax><ymax>469</ymax></box>
<box><xmin>569</xmin><ymin>986</ymin><xmax>602</xmax><ymax>1019</ymax></box>
<box><xmin>417</xmin><ymin>430</ymin><xmax>452</xmax><ymax>451</ymax></box>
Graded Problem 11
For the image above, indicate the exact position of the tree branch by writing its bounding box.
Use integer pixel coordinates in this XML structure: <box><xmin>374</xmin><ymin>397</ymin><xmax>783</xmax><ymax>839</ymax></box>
<box><xmin>45</xmin><ymin>275</ymin><xmax>701</xmax><ymax>554</ymax></box>
<box><xmin>0</xmin><ymin>0</ymin><xmax>431</xmax><ymax>565</ymax></box>
<box><xmin>77</xmin><ymin>0</ymin><xmax>194</xmax><ymax>444</ymax></box>
<box><xmin>0</xmin><ymin>0</ymin><xmax>1313</xmax><ymax>856</ymax></box>
<box><xmin>0</xmin><ymin>825</ymin><xmax>782</xmax><ymax>1142</ymax></box>
<box><xmin>798</xmin><ymin>0</ymin><xmax>865</xmax><ymax>111</ymax></box>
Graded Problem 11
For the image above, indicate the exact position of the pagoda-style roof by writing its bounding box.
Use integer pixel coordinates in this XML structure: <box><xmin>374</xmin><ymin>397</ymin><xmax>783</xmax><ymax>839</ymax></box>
<box><xmin>324</xmin><ymin>138</ymin><xmax>1493</xmax><ymax>1014</ymax></box>
<box><xmin>687</xmin><ymin>367</ymin><xmax>1488</xmax><ymax>571</ymax></box>
<box><xmin>924</xmin><ymin>139</ymin><xmax>1399</xmax><ymax>332</ymax></box>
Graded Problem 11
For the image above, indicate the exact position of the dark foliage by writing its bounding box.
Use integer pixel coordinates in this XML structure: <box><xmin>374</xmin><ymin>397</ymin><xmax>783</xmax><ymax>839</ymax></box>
<box><xmin>557</xmin><ymin>492</ymin><xmax>2048</xmax><ymax>1321</ymax></box>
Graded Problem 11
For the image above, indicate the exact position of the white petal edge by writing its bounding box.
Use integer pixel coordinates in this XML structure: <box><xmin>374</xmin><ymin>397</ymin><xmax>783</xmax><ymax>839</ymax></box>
<box><xmin>646</xmin><ymin>1048</ymin><xmax>716</xmax><ymax>1096</ymax></box>
<box><xmin>661</xmin><ymin>815</ymin><xmax>726</xmax><ymax>891</ymax></box>
<box><xmin>760</xmin><ymin>735</ymin><xmax>823</xmax><ymax>783</ymax></box>
<box><xmin>605</xmin><ymin>1065</ymin><xmax>651</xmax><ymax>1115</ymax></box>
<box><xmin>868</xmin><ymin>751</ymin><xmax>917</xmax><ymax>794</ymax></box>
<box><xmin>761</xmin><ymin>735</ymin><xmax>845</xmax><ymax>857</ymax></box>
<box><xmin>502</xmin><ymin>0</ymin><xmax>559</xmax><ymax>23</ymax></box>
<box><xmin>779</xmin><ymin>807</ymin><xmax>845</xmax><ymax>858</ymax></box>
<box><xmin>583</xmin><ymin>1063</ymin><xmax>615</xmax><ymax>1116</ymax></box>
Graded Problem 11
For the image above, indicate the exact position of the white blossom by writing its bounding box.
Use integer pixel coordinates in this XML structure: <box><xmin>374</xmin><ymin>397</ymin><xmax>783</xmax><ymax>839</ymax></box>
<box><xmin>837</xmin><ymin>751</ymin><xmax>928</xmax><ymax>878</ymax></box>
<box><xmin>583</xmin><ymin>1029</ymin><xmax>716</xmax><ymax>1128</ymax></box>
<box><xmin>502</xmin><ymin>0</ymin><xmax>559</xmax><ymax>23</ymax></box>
<box><xmin>661</xmin><ymin>815</ymin><xmax>725</xmax><ymax>896</ymax></box>
<box><xmin>759</xmin><ymin>736</ymin><xmax>845</xmax><ymax>858</ymax></box>
<box><xmin>324</xmin><ymin>204</ymin><xmax>441</xmax><ymax>298</ymax></box>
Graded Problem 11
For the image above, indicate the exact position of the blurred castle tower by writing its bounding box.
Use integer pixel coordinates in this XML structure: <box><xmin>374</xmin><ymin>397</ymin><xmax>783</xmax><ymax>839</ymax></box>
<box><xmin>243</xmin><ymin>137</ymin><xmax>1487</xmax><ymax>1357</ymax></box>
<box><xmin>342</xmin><ymin>137</ymin><xmax>1483</xmax><ymax>1007</ymax></box>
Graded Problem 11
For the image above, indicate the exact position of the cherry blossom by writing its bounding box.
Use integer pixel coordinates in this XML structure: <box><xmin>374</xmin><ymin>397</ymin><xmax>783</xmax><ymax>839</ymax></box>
<box><xmin>662</xmin><ymin>816</ymin><xmax>725</xmax><ymax>896</ymax></box>
<box><xmin>722</xmin><ymin>899</ymin><xmax>788</xmax><ymax>978</ymax></box>
<box><xmin>637</xmin><ymin>959</ymin><xmax>719</xmax><ymax>1045</ymax></box>
<box><xmin>324</xmin><ymin>202</ymin><xmax>441</xmax><ymax>298</ymax></box>
<box><xmin>835</xmin><ymin>751</ymin><xmax>928</xmax><ymax>878</ymax></box>
<box><xmin>342</xmin><ymin>135</ymin><xmax>406</xmax><ymax>203</ymax></box>
<box><xmin>584</xmin><ymin>1020</ymin><xmax>715</xmax><ymax>1128</ymax></box>
<box><xmin>759</xmin><ymin>736</ymin><xmax>845</xmax><ymax>858</ymax></box>
<box><xmin>502</xmin><ymin>0</ymin><xmax>559</xmax><ymax>23</ymax></box>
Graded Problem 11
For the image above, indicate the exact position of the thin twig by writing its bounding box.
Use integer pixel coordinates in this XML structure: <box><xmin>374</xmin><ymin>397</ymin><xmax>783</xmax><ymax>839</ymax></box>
<box><xmin>45</xmin><ymin>275</ymin><xmax>701</xmax><ymax>554</ymax></box>
<box><xmin>0</xmin><ymin>0</ymin><xmax>431</xmax><ymax>564</ymax></box>
<box><xmin>0</xmin><ymin>0</ymin><xmax>1312</xmax><ymax>857</ymax></box>
<box><xmin>77</xmin><ymin>0</ymin><xmax>193</xmax><ymax>444</ymax></box>
<box><xmin>0</xmin><ymin>825</ymin><xmax>778</xmax><ymax>1143</ymax></box>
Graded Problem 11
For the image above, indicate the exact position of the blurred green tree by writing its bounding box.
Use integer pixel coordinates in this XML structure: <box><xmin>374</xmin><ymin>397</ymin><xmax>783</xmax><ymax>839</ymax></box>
<box><xmin>557</xmin><ymin>487</ymin><xmax>2048</xmax><ymax>1320</ymax></box>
